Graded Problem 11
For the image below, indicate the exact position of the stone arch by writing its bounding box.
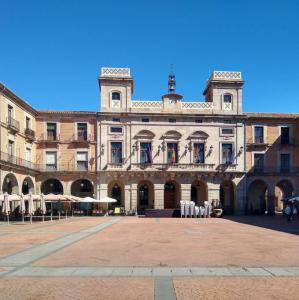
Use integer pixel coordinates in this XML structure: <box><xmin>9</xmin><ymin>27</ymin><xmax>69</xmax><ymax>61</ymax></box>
<box><xmin>137</xmin><ymin>180</ymin><xmax>154</xmax><ymax>213</ymax></box>
<box><xmin>191</xmin><ymin>180</ymin><xmax>208</xmax><ymax>206</ymax></box>
<box><xmin>275</xmin><ymin>179</ymin><xmax>294</xmax><ymax>211</ymax></box>
<box><xmin>41</xmin><ymin>178</ymin><xmax>63</xmax><ymax>195</ymax></box>
<box><xmin>164</xmin><ymin>180</ymin><xmax>180</xmax><ymax>209</ymax></box>
<box><xmin>22</xmin><ymin>177</ymin><xmax>34</xmax><ymax>195</ymax></box>
<box><xmin>2</xmin><ymin>173</ymin><xmax>19</xmax><ymax>194</ymax></box>
<box><xmin>220</xmin><ymin>180</ymin><xmax>236</xmax><ymax>214</ymax></box>
<box><xmin>108</xmin><ymin>180</ymin><xmax>124</xmax><ymax>208</ymax></box>
<box><xmin>134</xmin><ymin>130</ymin><xmax>155</xmax><ymax>139</ymax></box>
<box><xmin>188</xmin><ymin>131</ymin><xmax>209</xmax><ymax>140</ymax></box>
<box><xmin>162</xmin><ymin>130</ymin><xmax>182</xmax><ymax>140</ymax></box>
<box><xmin>248</xmin><ymin>179</ymin><xmax>268</xmax><ymax>214</ymax></box>
<box><xmin>71</xmin><ymin>179</ymin><xmax>94</xmax><ymax>198</ymax></box>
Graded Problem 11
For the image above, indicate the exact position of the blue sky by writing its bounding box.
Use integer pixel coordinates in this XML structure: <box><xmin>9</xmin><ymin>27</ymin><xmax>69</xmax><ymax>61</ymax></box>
<box><xmin>1</xmin><ymin>0</ymin><xmax>299</xmax><ymax>112</ymax></box>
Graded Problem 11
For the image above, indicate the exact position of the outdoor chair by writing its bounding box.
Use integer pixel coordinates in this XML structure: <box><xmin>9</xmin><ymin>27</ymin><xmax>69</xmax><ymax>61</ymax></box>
<box><xmin>199</xmin><ymin>206</ymin><xmax>205</xmax><ymax>218</ymax></box>
<box><xmin>180</xmin><ymin>201</ymin><xmax>185</xmax><ymax>218</ymax></box>
<box><xmin>185</xmin><ymin>201</ymin><xmax>190</xmax><ymax>218</ymax></box>
<box><xmin>194</xmin><ymin>206</ymin><xmax>199</xmax><ymax>218</ymax></box>
<box><xmin>190</xmin><ymin>201</ymin><xmax>195</xmax><ymax>217</ymax></box>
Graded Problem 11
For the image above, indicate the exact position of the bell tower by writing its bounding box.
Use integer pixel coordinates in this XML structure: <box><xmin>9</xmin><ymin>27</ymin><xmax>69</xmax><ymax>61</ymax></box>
<box><xmin>203</xmin><ymin>71</ymin><xmax>244</xmax><ymax>115</ymax></box>
<box><xmin>98</xmin><ymin>67</ymin><xmax>133</xmax><ymax>112</ymax></box>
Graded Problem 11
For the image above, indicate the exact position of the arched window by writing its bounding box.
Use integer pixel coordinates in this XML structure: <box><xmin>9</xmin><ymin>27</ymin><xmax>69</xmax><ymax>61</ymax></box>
<box><xmin>223</xmin><ymin>94</ymin><xmax>232</xmax><ymax>110</ymax></box>
<box><xmin>112</xmin><ymin>92</ymin><xmax>121</xmax><ymax>100</ymax></box>
<box><xmin>223</xmin><ymin>94</ymin><xmax>232</xmax><ymax>103</ymax></box>
<box><xmin>111</xmin><ymin>92</ymin><xmax>121</xmax><ymax>108</ymax></box>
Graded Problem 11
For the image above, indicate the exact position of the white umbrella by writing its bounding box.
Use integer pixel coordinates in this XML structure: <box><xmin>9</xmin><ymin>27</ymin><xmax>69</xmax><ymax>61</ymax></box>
<box><xmin>80</xmin><ymin>197</ymin><xmax>102</xmax><ymax>203</ymax></box>
<box><xmin>40</xmin><ymin>194</ymin><xmax>47</xmax><ymax>222</ymax></box>
<box><xmin>20</xmin><ymin>195</ymin><xmax>26</xmax><ymax>213</ymax></box>
<box><xmin>40</xmin><ymin>194</ymin><xmax>47</xmax><ymax>214</ymax></box>
<box><xmin>99</xmin><ymin>196</ymin><xmax>117</xmax><ymax>203</ymax></box>
<box><xmin>2</xmin><ymin>193</ymin><xmax>10</xmax><ymax>224</ymax></box>
<box><xmin>99</xmin><ymin>196</ymin><xmax>117</xmax><ymax>216</ymax></box>
<box><xmin>44</xmin><ymin>194</ymin><xmax>68</xmax><ymax>202</ymax></box>
<box><xmin>27</xmin><ymin>193</ymin><xmax>34</xmax><ymax>223</ymax></box>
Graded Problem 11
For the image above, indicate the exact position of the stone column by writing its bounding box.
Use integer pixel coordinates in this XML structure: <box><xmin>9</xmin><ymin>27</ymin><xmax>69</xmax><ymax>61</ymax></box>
<box><xmin>124</xmin><ymin>184</ymin><xmax>131</xmax><ymax>212</ymax></box>
<box><xmin>207</xmin><ymin>181</ymin><xmax>220</xmax><ymax>204</ymax></box>
<box><xmin>267</xmin><ymin>184</ymin><xmax>276</xmax><ymax>215</ymax></box>
<box><xmin>98</xmin><ymin>183</ymin><xmax>108</xmax><ymax>210</ymax></box>
<box><xmin>154</xmin><ymin>183</ymin><xmax>164</xmax><ymax>209</ymax></box>
<box><xmin>99</xmin><ymin>183</ymin><xmax>108</xmax><ymax>199</ymax></box>
<box><xmin>180</xmin><ymin>183</ymin><xmax>191</xmax><ymax>202</ymax></box>
<box><xmin>130</xmin><ymin>183</ymin><xmax>138</xmax><ymax>212</ymax></box>
<box><xmin>234</xmin><ymin>176</ymin><xmax>246</xmax><ymax>215</ymax></box>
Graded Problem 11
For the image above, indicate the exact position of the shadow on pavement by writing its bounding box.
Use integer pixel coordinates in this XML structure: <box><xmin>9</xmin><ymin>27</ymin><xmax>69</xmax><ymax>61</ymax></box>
<box><xmin>222</xmin><ymin>214</ymin><xmax>299</xmax><ymax>236</ymax></box>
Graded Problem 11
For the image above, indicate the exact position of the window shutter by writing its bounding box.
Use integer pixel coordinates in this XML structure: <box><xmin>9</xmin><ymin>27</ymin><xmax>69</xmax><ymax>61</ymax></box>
<box><xmin>46</xmin><ymin>152</ymin><xmax>56</xmax><ymax>164</ymax></box>
<box><xmin>77</xmin><ymin>152</ymin><xmax>87</xmax><ymax>161</ymax></box>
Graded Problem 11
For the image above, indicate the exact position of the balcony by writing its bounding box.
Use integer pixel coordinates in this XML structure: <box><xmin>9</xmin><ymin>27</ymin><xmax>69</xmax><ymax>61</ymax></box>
<box><xmin>250</xmin><ymin>166</ymin><xmax>299</xmax><ymax>175</ymax></box>
<box><xmin>217</xmin><ymin>164</ymin><xmax>238</xmax><ymax>172</ymax></box>
<box><xmin>246</xmin><ymin>137</ymin><xmax>269</xmax><ymax>147</ymax></box>
<box><xmin>71</xmin><ymin>133</ymin><xmax>92</xmax><ymax>145</ymax></box>
<box><xmin>39</xmin><ymin>163</ymin><xmax>93</xmax><ymax>173</ymax></box>
<box><xmin>24</xmin><ymin>128</ymin><xmax>35</xmax><ymax>141</ymax></box>
<box><xmin>130</xmin><ymin>163</ymin><xmax>215</xmax><ymax>171</ymax></box>
<box><xmin>37</xmin><ymin>133</ymin><xmax>60</xmax><ymax>145</ymax></box>
<box><xmin>280</xmin><ymin>137</ymin><xmax>295</xmax><ymax>147</ymax></box>
<box><xmin>106</xmin><ymin>163</ymin><xmax>125</xmax><ymax>170</ymax></box>
<box><xmin>0</xmin><ymin>151</ymin><xmax>38</xmax><ymax>170</ymax></box>
<box><xmin>7</xmin><ymin>117</ymin><xmax>20</xmax><ymax>133</ymax></box>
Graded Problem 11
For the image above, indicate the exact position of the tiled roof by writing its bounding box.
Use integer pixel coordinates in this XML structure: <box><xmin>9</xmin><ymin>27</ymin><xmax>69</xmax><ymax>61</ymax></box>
<box><xmin>246</xmin><ymin>112</ymin><xmax>299</xmax><ymax>119</ymax></box>
<box><xmin>37</xmin><ymin>110</ymin><xmax>97</xmax><ymax>115</ymax></box>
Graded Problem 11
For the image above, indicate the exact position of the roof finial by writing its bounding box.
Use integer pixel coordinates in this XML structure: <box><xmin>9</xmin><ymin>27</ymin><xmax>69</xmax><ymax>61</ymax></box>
<box><xmin>168</xmin><ymin>64</ymin><xmax>176</xmax><ymax>94</ymax></box>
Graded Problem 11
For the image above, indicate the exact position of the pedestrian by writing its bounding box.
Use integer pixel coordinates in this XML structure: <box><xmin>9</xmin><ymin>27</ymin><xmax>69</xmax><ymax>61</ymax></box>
<box><xmin>292</xmin><ymin>205</ymin><xmax>297</xmax><ymax>220</ymax></box>
<box><xmin>285</xmin><ymin>204</ymin><xmax>291</xmax><ymax>222</ymax></box>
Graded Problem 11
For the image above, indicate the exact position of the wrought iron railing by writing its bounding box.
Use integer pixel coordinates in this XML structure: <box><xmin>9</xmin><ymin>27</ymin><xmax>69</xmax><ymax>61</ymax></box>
<box><xmin>24</xmin><ymin>128</ymin><xmax>35</xmax><ymax>140</ymax></box>
<box><xmin>7</xmin><ymin>117</ymin><xmax>20</xmax><ymax>132</ymax></box>
<box><xmin>0</xmin><ymin>151</ymin><xmax>37</xmax><ymax>170</ymax></box>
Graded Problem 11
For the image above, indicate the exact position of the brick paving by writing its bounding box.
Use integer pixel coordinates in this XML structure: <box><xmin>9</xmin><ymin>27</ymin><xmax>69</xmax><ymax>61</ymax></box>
<box><xmin>0</xmin><ymin>215</ymin><xmax>298</xmax><ymax>299</ymax></box>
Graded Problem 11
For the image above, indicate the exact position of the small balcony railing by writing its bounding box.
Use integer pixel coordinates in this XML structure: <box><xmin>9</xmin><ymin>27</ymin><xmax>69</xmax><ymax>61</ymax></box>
<box><xmin>280</xmin><ymin>137</ymin><xmax>295</xmax><ymax>146</ymax></box>
<box><xmin>24</xmin><ymin>128</ymin><xmax>35</xmax><ymax>141</ymax></box>
<box><xmin>40</xmin><ymin>163</ymin><xmax>93</xmax><ymax>172</ymax></box>
<box><xmin>249</xmin><ymin>166</ymin><xmax>299</xmax><ymax>175</ymax></box>
<box><xmin>7</xmin><ymin>117</ymin><xmax>20</xmax><ymax>132</ymax></box>
<box><xmin>37</xmin><ymin>133</ymin><xmax>60</xmax><ymax>143</ymax></box>
<box><xmin>71</xmin><ymin>133</ymin><xmax>93</xmax><ymax>143</ymax></box>
<box><xmin>130</xmin><ymin>163</ymin><xmax>215</xmax><ymax>171</ymax></box>
<box><xmin>0</xmin><ymin>151</ymin><xmax>37</xmax><ymax>170</ymax></box>
<box><xmin>108</xmin><ymin>163</ymin><xmax>124</xmax><ymax>168</ymax></box>
<box><xmin>247</xmin><ymin>137</ymin><xmax>268</xmax><ymax>146</ymax></box>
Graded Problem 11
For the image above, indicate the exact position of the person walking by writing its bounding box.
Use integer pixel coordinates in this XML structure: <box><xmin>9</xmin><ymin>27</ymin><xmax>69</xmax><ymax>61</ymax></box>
<box><xmin>285</xmin><ymin>204</ymin><xmax>291</xmax><ymax>222</ymax></box>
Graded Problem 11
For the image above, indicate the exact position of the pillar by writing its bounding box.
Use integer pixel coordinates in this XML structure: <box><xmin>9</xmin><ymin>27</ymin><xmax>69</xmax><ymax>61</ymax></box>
<box><xmin>267</xmin><ymin>184</ymin><xmax>275</xmax><ymax>215</ymax></box>
<box><xmin>154</xmin><ymin>183</ymin><xmax>164</xmax><ymax>209</ymax></box>
<box><xmin>130</xmin><ymin>183</ymin><xmax>138</xmax><ymax>212</ymax></box>
<box><xmin>125</xmin><ymin>184</ymin><xmax>131</xmax><ymax>211</ymax></box>
<box><xmin>180</xmin><ymin>183</ymin><xmax>191</xmax><ymax>202</ymax></box>
<box><xmin>207</xmin><ymin>181</ymin><xmax>220</xmax><ymax>204</ymax></box>
<box><xmin>234</xmin><ymin>176</ymin><xmax>246</xmax><ymax>215</ymax></box>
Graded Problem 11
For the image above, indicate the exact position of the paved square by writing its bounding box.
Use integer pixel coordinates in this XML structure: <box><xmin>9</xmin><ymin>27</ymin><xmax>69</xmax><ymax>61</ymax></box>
<box><xmin>0</xmin><ymin>215</ymin><xmax>298</xmax><ymax>299</ymax></box>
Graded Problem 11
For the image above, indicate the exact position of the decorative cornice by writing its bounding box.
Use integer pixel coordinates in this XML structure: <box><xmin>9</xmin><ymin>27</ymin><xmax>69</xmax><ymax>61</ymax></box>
<box><xmin>0</xmin><ymin>82</ymin><xmax>38</xmax><ymax>116</ymax></box>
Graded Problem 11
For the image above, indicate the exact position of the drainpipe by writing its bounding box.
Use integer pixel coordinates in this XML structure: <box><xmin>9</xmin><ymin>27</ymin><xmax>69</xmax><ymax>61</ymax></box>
<box><xmin>0</xmin><ymin>84</ymin><xmax>7</xmax><ymax>193</ymax></box>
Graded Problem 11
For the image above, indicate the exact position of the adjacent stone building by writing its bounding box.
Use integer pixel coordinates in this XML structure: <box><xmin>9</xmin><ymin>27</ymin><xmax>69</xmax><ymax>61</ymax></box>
<box><xmin>0</xmin><ymin>68</ymin><xmax>298</xmax><ymax>215</ymax></box>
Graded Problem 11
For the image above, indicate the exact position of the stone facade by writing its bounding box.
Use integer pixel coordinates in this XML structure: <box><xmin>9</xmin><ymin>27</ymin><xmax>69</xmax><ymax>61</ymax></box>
<box><xmin>0</xmin><ymin>68</ymin><xmax>298</xmax><ymax>215</ymax></box>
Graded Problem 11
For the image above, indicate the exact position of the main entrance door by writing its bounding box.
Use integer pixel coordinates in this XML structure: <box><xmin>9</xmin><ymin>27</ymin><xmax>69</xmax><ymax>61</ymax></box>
<box><xmin>164</xmin><ymin>182</ymin><xmax>176</xmax><ymax>209</ymax></box>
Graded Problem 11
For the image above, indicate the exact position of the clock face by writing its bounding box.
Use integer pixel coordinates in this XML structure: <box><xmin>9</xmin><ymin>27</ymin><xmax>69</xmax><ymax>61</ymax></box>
<box><xmin>169</xmin><ymin>98</ymin><xmax>176</xmax><ymax>104</ymax></box>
